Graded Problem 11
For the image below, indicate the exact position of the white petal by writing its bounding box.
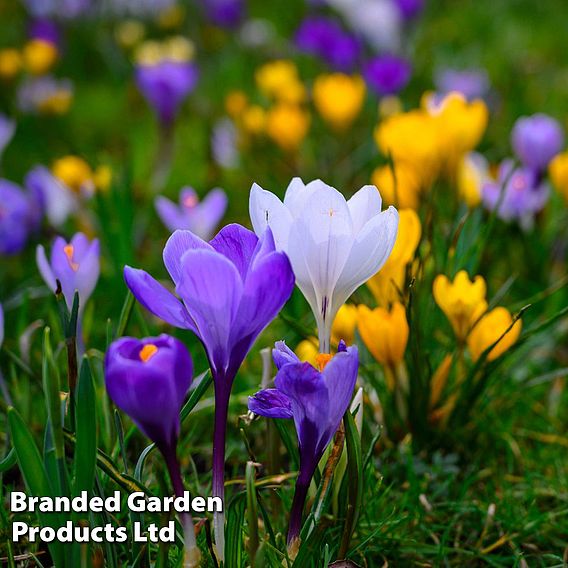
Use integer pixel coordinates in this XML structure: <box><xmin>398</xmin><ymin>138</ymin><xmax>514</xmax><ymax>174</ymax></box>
<box><xmin>248</xmin><ymin>182</ymin><xmax>293</xmax><ymax>250</ymax></box>
<box><xmin>333</xmin><ymin>206</ymin><xmax>399</xmax><ymax>312</ymax></box>
<box><xmin>282</xmin><ymin>177</ymin><xmax>311</xmax><ymax>215</ymax></box>
<box><xmin>347</xmin><ymin>185</ymin><xmax>383</xmax><ymax>234</ymax></box>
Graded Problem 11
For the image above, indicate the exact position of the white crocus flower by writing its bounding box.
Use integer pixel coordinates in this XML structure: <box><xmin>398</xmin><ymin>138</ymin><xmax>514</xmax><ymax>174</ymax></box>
<box><xmin>249</xmin><ymin>178</ymin><xmax>399</xmax><ymax>353</ymax></box>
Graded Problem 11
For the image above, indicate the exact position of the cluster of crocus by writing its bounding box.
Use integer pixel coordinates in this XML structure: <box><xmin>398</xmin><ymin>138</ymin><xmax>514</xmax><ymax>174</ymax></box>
<box><xmin>23</xmin><ymin>19</ymin><xmax>60</xmax><ymax>76</ymax></box>
<box><xmin>17</xmin><ymin>75</ymin><xmax>73</xmax><ymax>115</ymax></box>
<box><xmin>155</xmin><ymin>186</ymin><xmax>228</xmax><ymax>240</ymax></box>
<box><xmin>248</xmin><ymin>341</ymin><xmax>359</xmax><ymax>545</ymax></box>
<box><xmin>135</xmin><ymin>37</ymin><xmax>199</xmax><ymax>128</ymax></box>
<box><xmin>433</xmin><ymin>270</ymin><xmax>522</xmax><ymax>360</ymax></box>
<box><xmin>104</xmin><ymin>334</ymin><xmax>201</xmax><ymax>566</ymax></box>
<box><xmin>363</xmin><ymin>54</ymin><xmax>412</xmax><ymax>98</ymax></box>
<box><xmin>125</xmin><ymin>223</ymin><xmax>295</xmax><ymax>560</ymax></box>
<box><xmin>250</xmin><ymin>178</ymin><xmax>399</xmax><ymax>353</ymax></box>
<box><xmin>434</xmin><ymin>67</ymin><xmax>490</xmax><ymax>101</ymax></box>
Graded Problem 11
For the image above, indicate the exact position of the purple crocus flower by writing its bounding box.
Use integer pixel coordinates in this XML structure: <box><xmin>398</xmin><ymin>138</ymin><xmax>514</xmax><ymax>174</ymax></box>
<box><xmin>511</xmin><ymin>113</ymin><xmax>564</xmax><ymax>173</ymax></box>
<box><xmin>295</xmin><ymin>17</ymin><xmax>361</xmax><ymax>72</ymax></box>
<box><xmin>0</xmin><ymin>180</ymin><xmax>36</xmax><ymax>256</ymax></box>
<box><xmin>124</xmin><ymin>224</ymin><xmax>295</xmax><ymax>560</ymax></box>
<box><xmin>0</xmin><ymin>115</ymin><xmax>16</xmax><ymax>162</ymax></box>
<box><xmin>435</xmin><ymin>68</ymin><xmax>490</xmax><ymax>101</ymax></box>
<box><xmin>105</xmin><ymin>334</ymin><xmax>200</xmax><ymax>563</ymax></box>
<box><xmin>155</xmin><ymin>186</ymin><xmax>228</xmax><ymax>240</ymax></box>
<box><xmin>204</xmin><ymin>0</ymin><xmax>245</xmax><ymax>28</ymax></box>
<box><xmin>135</xmin><ymin>60</ymin><xmax>199</xmax><ymax>127</ymax></box>
<box><xmin>36</xmin><ymin>232</ymin><xmax>100</xmax><ymax>313</ymax></box>
<box><xmin>249</xmin><ymin>340</ymin><xmax>359</xmax><ymax>544</ymax></box>
<box><xmin>28</xmin><ymin>18</ymin><xmax>60</xmax><ymax>45</ymax></box>
<box><xmin>363</xmin><ymin>54</ymin><xmax>412</xmax><ymax>97</ymax></box>
<box><xmin>482</xmin><ymin>160</ymin><xmax>550</xmax><ymax>230</ymax></box>
<box><xmin>393</xmin><ymin>0</ymin><xmax>424</xmax><ymax>21</ymax></box>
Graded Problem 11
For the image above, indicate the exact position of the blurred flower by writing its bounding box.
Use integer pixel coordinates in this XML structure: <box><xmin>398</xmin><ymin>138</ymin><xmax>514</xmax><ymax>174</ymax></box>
<box><xmin>255</xmin><ymin>60</ymin><xmax>306</xmax><ymax>104</ymax></box>
<box><xmin>23</xmin><ymin>0</ymin><xmax>91</xmax><ymax>19</ymax></box>
<box><xmin>313</xmin><ymin>73</ymin><xmax>366</xmax><ymax>130</ymax></box>
<box><xmin>371</xmin><ymin>163</ymin><xmax>421</xmax><ymax>209</ymax></box>
<box><xmin>0</xmin><ymin>303</ymin><xmax>3</xmax><ymax>347</ymax></box>
<box><xmin>0</xmin><ymin>115</ymin><xmax>16</xmax><ymax>162</ymax></box>
<box><xmin>0</xmin><ymin>180</ymin><xmax>38</xmax><ymax>255</ymax></box>
<box><xmin>0</xmin><ymin>49</ymin><xmax>22</xmax><ymax>79</ymax></box>
<box><xmin>125</xmin><ymin>224</ymin><xmax>294</xmax><ymax>559</ymax></box>
<box><xmin>467</xmin><ymin>307</ymin><xmax>522</xmax><ymax>362</ymax></box>
<box><xmin>332</xmin><ymin>303</ymin><xmax>358</xmax><ymax>345</ymax></box>
<box><xmin>549</xmin><ymin>151</ymin><xmax>568</xmax><ymax>202</ymax></box>
<box><xmin>52</xmin><ymin>155</ymin><xmax>95</xmax><ymax>196</ymax></box>
<box><xmin>225</xmin><ymin>90</ymin><xmax>248</xmax><ymax>117</ymax></box>
<box><xmin>23</xmin><ymin>40</ymin><xmax>58</xmax><ymax>75</ymax></box>
<box><xmin>366</xmin><ymin>208</ymin><xmax>421</xmax><ymax>305</ymax></box>
<box><xmin>211</xmin><ymin>117</ymin><xmax>239</xmax><ymax>168</ymax></box>
<box><xmin>17</xmin><ymin>76</ymin><xmax>73</xmax><ymax>114</ymax></box>
<box><xmin>295</xmin><ymin>16</ymin><xmax>361</xmax><ymax>72</ymax></box>
<box><xmin>363</xmin><ymin>55</ymin><xmax>412</xmax><ymax>97</ymax></box>
<box><xmin>135</xmin><ymin>42</ymin><xmax>198</xmax><ymax>127</ymax></box>
<box><xmin>241</xmin><ymin>105</ymin><xmax>266</xmax><ymax>135</ymax></box>
<box><xmin>481</xmin><ymin>160</ymin><xmax>550</xmax><ymax>230</ymax></box>
<box><xmin>115</xmin><ymin>20</ymin><xmax>146</xmax><ymax>49</ymax></box>
<box><xmin>435</xmin><ymin>68</ymin><xmax>490</xmax><ymax>101</ymax></box>
<box><xmin>358</xmin><ymin>302</ymin><xmax>408</xmax><ymax>367</ymax></box>
<box><xmin>511</xmin><ymin>113</ymin><xmax>564</xmax><ymax>172</ymax></box>
<box><xmin>250</xmin><ymin>178</ymin><xmax>398</xmax><ymax>352</ymax></box>
<box><xmin>155</xmin><ymin>186</ymin><xmax>228</xmax><ymax>239</ymax></box>
<box><xmin>26</xmin><ymin>165</ymin><xmax>78</xmax><ymax>227</ymax></box>
<box><xmin>36</xmin><ymin>232</ymin><xmax>100</xmax><ymax>313</ymax></box>
<box><xmin>249</xmin><ymin>340</ymin><xmax>358</xmax><ymax>544</ymax></box>
<box><xmin>204</xmin><ymin>0</ymin><xmax>245</xmax><ymax>28</ymax></box>
<box><xmin>266</xmin><ymin>104</ymin><xmax>310</xmax><ymax>152</ymax></box>
<box><xmin>393</xmin><ymin>0</ymin><xmax>424</xmax><ymax>20</ymax></box>
<box><xmin>457</xmin><ymin>152</ymin><xmax>490</xmax><ymax>207</ymax></box>
<box><xmin>433</xmin><ymin>270</ymin><xmax>487</xmax><ymax>342</ymax></box>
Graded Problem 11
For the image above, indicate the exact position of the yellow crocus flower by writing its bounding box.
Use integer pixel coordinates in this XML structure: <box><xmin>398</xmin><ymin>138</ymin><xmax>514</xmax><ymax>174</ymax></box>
<box><xmin>549</xmin><ymin>151</ymin><xmax>568</xmax><ymax>203</ymax></box>
<box><xmin>312</xmin><ymin>73</ymin><xmax>366</xmax><ymax>130</ymax></box>
<box><xmin>241</xmin><ymin>105</ymin><xmax>266</xmax><ymax>135</ymax></box>
<box><xmin>457</xmin><ymin>152</ymin><xmax>490</xmax><ymax>207</ymax></box>
<box><xmin>52</xmin><ymin>156</ymin><xmax>94</xmax><ymax>194</ymax></box>
<box><xmin>371</xmin><ymin>163</ymin><xmax>422</xmax><ymax>209</ymax></box>
<box><xmin>467</xmin><ymin>307</ymin><xmax>522</xmax><ymax>361</ymax></box>
<box><xmin>433</xmin><ymin>270</ymin><xmax>488</xmax><ymax>342</ymax></box>
<box><xmin>266</xmin><ymin>104</ymin><xmax>310</xmax><ymax>152</ymax></box>
<box><xmin>255</xmin><ymin>60</ymin><xmax>306</xmax><ymax>103</ymax></box>
<box><xmin>225</xmin><ymin>90</ymin><xmax>248</xmax><ymax>118</ymax></box>
<box><xmin>0</xmin><ymin>48</ymin><xmax>22</xmax><ymax>79</ymax></box>
<box><xmin>23</xmin><ymin>39</ymin><xmax>58</xmax><ymax>75</ymax></box>
<box><xmin>331</xmin><ymin>304</ymin><xmax>358</xmax><ymax>345</ymax></box>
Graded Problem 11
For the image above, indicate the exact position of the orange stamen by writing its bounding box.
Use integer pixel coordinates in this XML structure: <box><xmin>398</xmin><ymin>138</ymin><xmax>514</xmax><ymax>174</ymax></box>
<box><xmin>315</xmin><ymin>353</ymin><xmax>333</xmax><ymax>372</ymax></box>
<box><xmin>63</xmin><ymin>244</ymin><xmax>79</xmax><ymax>271</ymax></box>
<box><xmin>139</xmin><ymin>344</ymin><xmax>158</xmax><ymax>362</ymax></box>
<box><xmin>183</xmin><ymin>195</ymin><xmax>198</xmax><ymax>208</ymax></box>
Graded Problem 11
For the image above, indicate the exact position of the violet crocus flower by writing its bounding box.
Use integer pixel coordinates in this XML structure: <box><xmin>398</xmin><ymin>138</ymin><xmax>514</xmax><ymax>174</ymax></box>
<box><xmin>363</xmin><ymin>55</ymin><xmax>412</xmax><ymax>97</ymax></box>
<box><xmin>29</xmin><ymin>18</ymin><xmax>60</xmax><ymax>45</ymax></box>
<box><xmin>393</xmin><ymin>0</ymin><xmax>424</xmax><ymax>21</ymax></box>
<box><xmin>204</xmin><ymin>0</ymin><xmax>245</xmax><ymax>28</ymax></box>
<box><xmin>295</xmin><ymin>17</ymin><xmax>361</xmax><ymax>72</ymax></box>
<box><xmin>435</xmin><ymin>68</ymin><xmax>490</xmax><ymax>101</ymax></box>
<box><xmin>0</xmin><ymin>180</ymin><xmax>36</xmax><ymax>256</ymax></box>
<box><xmin>105</xmin><ymin>334</ymin><xmax>200</xmax><ymax>566</ymax></box>
<box><xmin>135</xmin><ymin>60</ymin><xmax>199</xmax><ymax>127</ymax></box>
<box><xmin>482</xmin><ymin>159</ymin><xmax>550</xmax><ymax>230</ymax></box>
<box><xmin>511</xmin><ymin>113</ymin><xmax>564</xmax><ymax>173</ymax></box>
<box><xmin>124</xmin><ymin>224</ymin><xmax>295</xmax><ymax>560</ymax></box>
<box><xmin>249</xmin><ymin>340</ymin><xmax>359</xmax><ymax>544</ymax></box>
<box><xmin>155</xmin><ymin>186</ymin><xmax>228</xmax><ymax>240</ymax></box>
<box><xmin>0</xmin><ymin>115</ymin><xmax>16</xmax><ymax>162</ymax></box>
<box><xmin>36</xmin><ymin>232</ymin><xmax>100</xmax><ymax>313</ymax></box>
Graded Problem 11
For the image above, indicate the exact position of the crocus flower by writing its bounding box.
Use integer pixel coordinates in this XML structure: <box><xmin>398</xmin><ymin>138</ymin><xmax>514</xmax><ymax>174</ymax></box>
<box><xmin>248</xmin><ymin>341</ymin><xmax>359</xmax><ymax>544</ymax></box>
<box><xmin>124</xmin><ymin>224</ymin><xmax>295</xmax><ymax>560</ymax></box>
<box><xmin>371</xmin><ymin>163</ymin><xmax>422</xmax><ymax>209</ymax></box>
<box><xmin>17</xmin><ymin>76</ymin><xmax>73</xmax><ymax>115</ymax></box>
<box><xmin>135</xmin><ymin>57</ymin><xmax>199</xmax><ymax>127</ymax></box>
<box><xmin>433</xmin><ymin>270</ymin><xmax>487</xmax><ymax>342</ymax></box>
<box><xmin>211</xmin><ymin>118</ymin><xmax>239</xmax><ymax>169</ymax></box>
<box><xmin>105</xmin><ymin>334</ymin><xmax>201</xmax><ymax>566</ymax></box>
<box><xmin>155</xmin><ymin>186</ymin><xmax>228</xmax><ymax>240</ymax></box>
<box><xmin>0</xmin><ymin>180</ymin><xmax>37</xmax><ymax>256</ymax></box>
<box><xmin>467</xmin><ymin>307</ymin><xmax>522</xmax><ymax>362</ymax></box>
<box><xmin>312</xmin><ymin>73</ymin><xmax>366</xmax><ymax>130</ymax></box>
<box><xmin>481</xmin><ymin>160</ymin><xmax>550</xmax><ymax>230</ymax></box>
<box><xmin>511</xmin><ymin>113</ymin><xmax>564</xmax><ymax>172</ymax></box>
<box><xmin>363</xmin><ymin>55</ymin><xmax>412</xmax><ymax>97</ymax></box>
<box><xmin>456</xmin><ymin>152</ymin><xmax>491</xmax><ymax>207</ymax></box>
<box><xmin>204</xmin><ymin>0</ymin><xmax>245</xmax><ymax>28</ymax></box>
<box><xmin>265</xmin><ymin>104</ymin><xmax>310</xmax><ymax>152</ymax></box>
<box><xmin>393</xmin><ymin>0</ymin><xmax>424</xmax><ymax>20</ymax></box>
<box><xmin>26</xmin><ymin>165</ymin><xmax>78</xmax><ymax>227</ymax></box>
<box><xmin>549</xmin><ymin>151</ymin><xmax>568</xmax><ymax>203</ymax></box>
<box><xmin>36</xmin><ymin>232</ymin><xmax>100</xmax><ymax>314</ymax></box>
<box><xmin>23</xmin><ymin>20</ymin><xmax>59</xmax><ymax>76</ymax></box>
<box><xmin>435</xmin><ymin>68</ymin><xmax>490</xmax><ymax>101</ymax></box>
<box><xmin>0</xmin><ymin>115</ymin><xmax>16</xmax><ymax>162</ymax></box>
<box><xmin>250</xmin><ymin>178</ymin><xmax>399</xmax><ymax>352</ymax></box>
<box><xmin>255</xmin><ymin>60</ymin><xmax>307</xmax><ymax>105</ymax></box>
<box><xmin>52</xmin><ymin>155</ymin><xmax>95</xmax><ymax>195</ymax></box>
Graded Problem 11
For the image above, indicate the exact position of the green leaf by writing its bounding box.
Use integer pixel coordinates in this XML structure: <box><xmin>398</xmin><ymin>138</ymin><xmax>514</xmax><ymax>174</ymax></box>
<box><xmin>225</xmin><ymin>492</ymin><xmax>246</xmax><ymax>568</ymax></box>
<box><xmin>42</xmin><ymin>327</ymin><xmax>64</xmax><ymax>460</ymax></box>
<box><xmin>73</xmin><ymin>358</ymin><xmax>97</xmax><ymax>498</ymax></box>
<box><xmin>246</xmin><ymin>462</ymin><xmax>260</xmax><ymax>567</ymax></box>
<box><xmin>0</xmin><ymin>447</ymin><xmax>16</xmax><ymax>473</ymax></box>
<box><xmin>115</xmin><ymin>291</ymin><xmax>135</xmax><ymax>340</ymax></box>
<box><xmin>180</xmin><ymin>369</ymin><xmax>212</xmax><ymax>422</ymax></box>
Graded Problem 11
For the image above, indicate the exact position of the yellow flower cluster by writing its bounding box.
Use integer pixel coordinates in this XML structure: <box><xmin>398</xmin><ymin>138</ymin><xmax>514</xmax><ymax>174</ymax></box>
<box><xmin>374</xmin><ymin>92</ymin><xmax>489</xmax><ymax>208</ymax></box>
<box><xmin>0</xmin><ymin>39</ymin><xmax>59</xmax><ymax>79</ymax></box>
<box><xmin>53</xmin><ymin>156</ymin><xmax>112</xmax><ymax>194</ymax></box>
<box><xmin>433</xmin><ymin>270</ymin><xmax>521</xmax><ymax>361</ymax></box>
<box><xmin>135</xmin><ymin>37</ymin><xmax>195</xmax><ymax>65</ymax></box>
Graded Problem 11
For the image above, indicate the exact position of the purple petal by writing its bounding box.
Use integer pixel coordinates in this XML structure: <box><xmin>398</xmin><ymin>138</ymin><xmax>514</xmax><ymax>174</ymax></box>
<box><xmin>74</xmin><ymin>239</ymin><xmax>100</xmax><ymax>306</ymax></box>
<box><xmin>272</xmin><ymin>340</ymin><xmax>300</xmax><ymax>369</ymax></box>
<box><xmin>193</xmin><ymin>188</ymin><xmax>228</xmax><ymax>240</ymax></box>
<box><xmin>209</xmin><ymin>223</ymin><xmax>258</xmax><ymax>281</ymax></box>
<box><xmin>124</xmin><ymin>266</ymin><xmax>195</xmax><ymax>330</ymax></box>
<box><xmin>248</xmin><ymin>388</ymin><xmax>293</xmax><ymax>419</ymax></box>
<box><xmin>163</xmin><ymin>229</ymin><xmax>212</xmax><ymax>285</ymax></box>
<box><xmin>155</xmin><ymin>195</ymin><xmax>185</xmax><ymax>232</ymax></box>
<box><xmin>36</xmin><ymin>244</ymin><xmax>57</xmax><ymax>291</ymax></box>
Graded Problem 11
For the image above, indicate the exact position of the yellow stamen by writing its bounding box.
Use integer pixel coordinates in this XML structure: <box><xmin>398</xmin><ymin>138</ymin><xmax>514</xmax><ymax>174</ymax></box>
<box><xmin>63</xmin><ymin>244</ymin><xmax>79</xmax><ymax>271</ymax></box>
<box><xmin>139</xmin><ymin>344</ymin><xmax>158</xmax><ymax>362</ymax></box>
<box><xmin>315</xmin><ymin>353</ymin><xmax>333</xmax><ymax>372</ymax></box>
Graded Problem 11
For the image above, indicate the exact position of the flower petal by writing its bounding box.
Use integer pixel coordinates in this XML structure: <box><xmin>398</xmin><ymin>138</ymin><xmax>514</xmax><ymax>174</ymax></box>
<box><xmin>248</xmin><ymin>388</ymin><xmax>293</xmax><ymax>419</ymax></box>
<box><xmin>124</xmin><ymin>266</ymin><xmax>195</xmax><ymax>330</ymax></box>
<box><xmin>347</xmin><ymin>185</ymin><xmax>383</xmax><ymax>234</ymax></box>
<box><xmin>209</xmin><ymin>223</ymin><xmax>258</xmax><ymax>281</ymax></box>
<box><xmin>163</xmin><ymin>229</ymin><xmax>212</xmax><ymax>285</ymax></box>
<box><xmin>36</xmin><ymin>244</ymin><xmax>57</xmax><ymax>292</ymax></box>
<box><xmin>272</xmin><ymin>340</ymin><xmax>300</xmax><ymax>369</ymax></box>
<box><xmin>155</xmin><ymin>195</ymin><xmax>184</xmax><ymax>232</ymax></box>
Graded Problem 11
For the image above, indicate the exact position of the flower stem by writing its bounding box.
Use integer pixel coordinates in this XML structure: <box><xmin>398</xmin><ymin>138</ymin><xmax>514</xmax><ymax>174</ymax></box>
<box><xmin>287</xmin><ymin>476</ymin><xmax>310</xmax><ymax>545</ymax></box>
<box><xmin>212</xmin><ymin>383</ymin><xmax>231</xmax><ymax>563</ymax></box>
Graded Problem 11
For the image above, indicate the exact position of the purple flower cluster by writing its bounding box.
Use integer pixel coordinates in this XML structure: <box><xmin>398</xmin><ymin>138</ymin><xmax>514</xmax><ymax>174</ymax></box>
<box><xmin>363</xmin><ymin>54</ymin><xmax>412</xmax><ymax>97</ymax></box>
<box><xmin>295</xmin><ymin>16</ymin><xmax>361</xmax><ymax>72</ymax></box>
<box><xmin>204</xmin><ymin>0</ymin><xmax>245</xmax><ymax>28</ymax></box>
<box><xmin>435</xmin><ymin>67</ymin><xmax>490</xmax><ymax>101</ymax></box>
